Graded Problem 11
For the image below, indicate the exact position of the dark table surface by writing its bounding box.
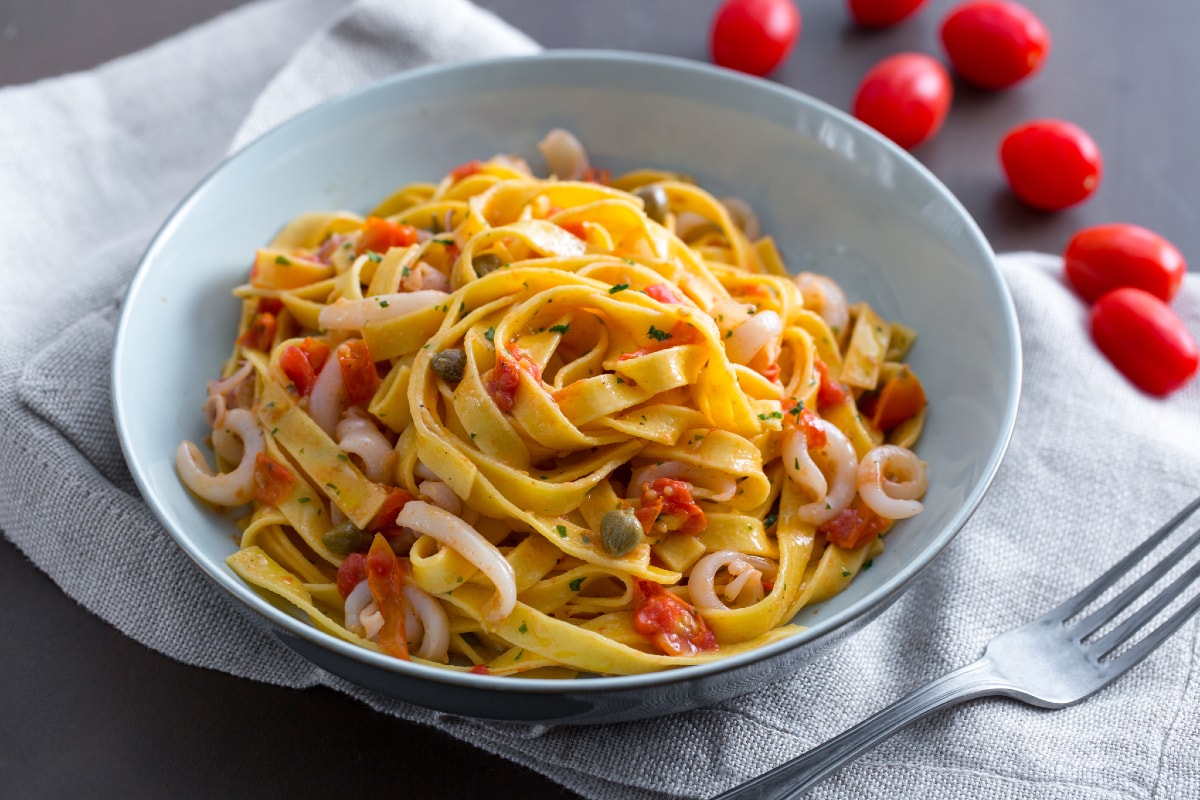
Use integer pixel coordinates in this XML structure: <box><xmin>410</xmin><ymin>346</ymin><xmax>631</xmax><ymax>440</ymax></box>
<box><xmin>3</xmin><ymin>1</ymin><xmax>1198</xmax><ymax>798</ymax></box>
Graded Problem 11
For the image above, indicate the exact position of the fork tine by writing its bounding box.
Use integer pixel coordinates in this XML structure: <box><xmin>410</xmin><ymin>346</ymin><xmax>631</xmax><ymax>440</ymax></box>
<box><xmin>1101</xmin><ymin>584</ymin><xmax>1200</xmax><ymax>679</ymax></box>
<box><xmin>1071</xmin><ymin>521</ymin><xmax>1200</xmax><ymax>640</ymax></box>
<box><xmin>1090</xmin><ymin>554</ymin><xmax>1200</xmax><ymax>659</ymax></box>
<box><xmin>1056</xmin><ymin>495</ymin><xmax>1200</xmax><ymax>620</ymax></box>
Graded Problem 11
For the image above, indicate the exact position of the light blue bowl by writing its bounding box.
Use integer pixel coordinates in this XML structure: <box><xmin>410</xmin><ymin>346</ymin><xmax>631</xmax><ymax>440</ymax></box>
<box><xmin>113</xmin><ymin>51</ymin><xmax>1020</xmax><ymax>724</ymax></box>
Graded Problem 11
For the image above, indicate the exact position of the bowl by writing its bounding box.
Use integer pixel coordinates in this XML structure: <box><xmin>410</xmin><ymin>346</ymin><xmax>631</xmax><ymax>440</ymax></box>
<box><xmin>113</xmin><ymin>51</ymin><xmax>1020</xmax><ymax>725</ymax></box>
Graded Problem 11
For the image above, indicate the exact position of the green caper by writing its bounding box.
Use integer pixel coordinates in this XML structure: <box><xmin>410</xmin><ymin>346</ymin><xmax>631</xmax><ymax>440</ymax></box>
<box><xmin>322</xmin><ymin>520</ymin><xmax>372</xmax><ymax>555</ymax></box>
<box><xmin>472</xmin><ymin>252</ymin><xmax>504</xmax><ymax>276</ymax></box>
<box><xmin>431</xmin><ymin>348</ymin><xmax>467</xmax><ymax>382</ymax></box>
<box><xmin>634</xmin><ymin>184</ymin><xmax>669</xmax><ymax>224</ymax></box>
<box><xmin>600</xmin><ymin>508</ymin><xmax>644</xmax><ymax>557</ymax></box>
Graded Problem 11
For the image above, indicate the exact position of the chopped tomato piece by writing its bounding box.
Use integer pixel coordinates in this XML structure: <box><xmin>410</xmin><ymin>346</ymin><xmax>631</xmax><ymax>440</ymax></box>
<box><xmin>581</xmin><ymin>166</ymin><xmax>611</xmax><ymax>185</ymax></box>
<box><xmin>357</xmin><ymin>216</ymin><xmax>419</xmax><ymax>257</ymax></box>
<box><xmin>366</xmin><ymin>534</ymin><xmax>410</xmax><ymax>659</ymax></box>
<box><xmin>759</xmin><ymin>362</ymin><xmax>780</xmax><ymax>382</ymax></box>
<box><xmin>560</xmin><ymin>220</ymin><xmax>588</xmax><ymax>240</ymax></box>
<box><xmin>632</xmin><ymin>580</ymin><xmax>717</xmax><ymax>656</ymax></box>
<box><xmin>469</xmin><ymin>664</ymin><xmax>491</xmax><ymax>675</ymax></box>
<box><xmin>336</xmin><ymin>552</ymin><xmax>368</xmax><ymax>599</ymax></box>
<box><xmin>644</xmin><ymin>284</ymin><xmax>682</xmax><ymax>304</ymax></box>
<box><xmin>861</xmin><ymin>367</ymin><xmax>927</xmax><ymax>432</ymax></box>
<box><xmin>618</xmin><ymin>320</ymin><xmax>702</xmax><ymax>361</ymax></box>
<box><xmin>782</xmin><ymin>399</ymin><xmax>827</xmax><ymax>448</ymax></box>
<box><xmin>252</xmin><ymin>453</ymin><xmax>296</xmax><ymax>506</ymax></box>
<box><xmin>796</xmin><ymin>407</ymin><xmax>827</xmax><ymax>448</ymax></box>
<box><xmin>819</xmin><ymin>505</ymin><xmax>889</xmax><ymax>549</ymax></box>
<box><xmin>337</xmin><ymin>339</ymin><xmax>381</xmax><ymax>405</ymax></box>
<box><xmin>256</xmin><ymin>297</ymin><xmax>284</xmax><ymax>315</ymax></box>
<box><xmin>367</xmin><ymin>489</ymin><xmax>416</xmax><ymax>533</ymax></box>
<box><xmin>237</xmin><ymin>312</ymin><xmax>276</xmax><ymax>352</ymax></box>
<box><xmin>485</xmin><ymin>346</ymin><xmax>541</xmax><ymax>413</ymax></box>
<box><xmin>814</xmin><ymin>358</ymin><xmax>847</xmax><ymax>408</ymax></box>
<box><xmin>280</xmin><ymin>337</ymin><xmax>330</xmax><ymax>397</ymax></box>
<box><xmin>636</xmin><ymin>478</ymin><xmax>707</xmax><ymax>535</ymax></box>
<box><xmin>448</xmin><ymin>159</ymin><xmax>483</xmax><ymax>182</ymax></box>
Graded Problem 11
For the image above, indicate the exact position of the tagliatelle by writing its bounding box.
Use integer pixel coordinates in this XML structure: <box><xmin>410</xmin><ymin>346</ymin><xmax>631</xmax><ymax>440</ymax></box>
<box><xmin>177</xmin><ymin>131</ymin><xmax>929</xmax><ymax>677</ymax></box>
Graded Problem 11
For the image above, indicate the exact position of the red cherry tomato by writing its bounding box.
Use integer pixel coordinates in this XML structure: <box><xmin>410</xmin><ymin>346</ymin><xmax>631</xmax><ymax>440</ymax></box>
<box><xmin>999</xmin><ymin>119</ymin><xmax>1102</xmax><ymax>211</ymax></box>
<box><xmin>1090</xmin><ymin>288</ymin><xmax>1199</xmax><ymax>397</ymax></box>
<box><xmin>1065</xmin><ymin>224</ymin><xmax>1187</xmax><ymax>303</ymax></box>
<box><xmin>852</xmin><ymin>53</ymin><xmax>952</xmax><ymax>150</ymax></box>
<box><xmin>940</xmin><ymin>1</ymin><xmax>1050</xmax><ymax>90</ymax></box>
<box><xmin>710</xmin><ymin>0</ymin><xmax>801</xmax><ymax>77</ymax></box>
<box><xmin>848</xmin><ymin>0</ymin><xmax>927</xmax><ymax>28</ymax></box>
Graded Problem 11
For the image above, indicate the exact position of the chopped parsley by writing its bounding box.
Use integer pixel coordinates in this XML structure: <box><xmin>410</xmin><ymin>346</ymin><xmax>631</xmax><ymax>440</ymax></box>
<box><xmin>298</xmin><ymin>497</ymin><xmax>311</xmax><ymax>504</ymax></box>
<box><xmin>556</xmin><ymin>525</ymin><xmax>568</xmax><ymax>539</ymax></box>
<box><xmin>609</xmin><ymin>283</ymin><xmax>629</xmax><ymax>294</ymax></box>
<box><xmin>549</xmin><ymin>323</ymin><xmax>571</xmax><ymax>334</ymax></box>
<box><xmin>757</xmin><ymin>411</ymin><xmax>783</xmax><ymax>421</ymax></box>
<box><xmin>484</xmin><ymin>326</ymin><xmax>495</xmax><ymax>343</ymax></box>
<box><xmin>569</xmin><ymin>577</ymin><xmax>585</xmax><ymax>592</ymax></box>
<box><xmin>377</xmin><ymin>298</ymin><xmax>390</xmax><ymax>308</ymax></box>
<box><xmin>647</xmin><ymin>325</ymin><xmax>672</xmax><ymax>342</ymax></box>
<box><xmin>763</xmin><ymin>512</ymin><xmax>778</xmax><ymax>529</ymax></box>
<box><xmin>518</xmin><ymin>622</ymin><xmax>528</xmax><ymax>634</ymax></box>
<box><xmin>274</xmin><ymin>254</ymin><xmax>292</xmax><ymax>266</ymax></box>
<box><xmin>365</xmin><ymin>250</ymin><xmax>383</xmax><ymax>263</ymax></box>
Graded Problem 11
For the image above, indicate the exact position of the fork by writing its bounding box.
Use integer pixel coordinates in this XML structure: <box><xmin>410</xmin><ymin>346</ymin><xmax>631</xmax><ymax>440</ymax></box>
<box><xmin>715</xmin><ymin>494</ymin><xmax>1200</xmax><ymax>799</ymax></box>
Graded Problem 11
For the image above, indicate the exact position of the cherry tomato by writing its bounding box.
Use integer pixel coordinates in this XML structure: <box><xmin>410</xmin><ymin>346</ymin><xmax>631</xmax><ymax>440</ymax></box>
<box><xmin>336</xmin><ymin>552</ymin><xmax>368</xmax><ymax>599</ymax></box>
<box><xmin>337</xmin><ymin>339</ymin><xmax>381</xmax><ymax>405</ymax></box>
<box><xmin>357</xmin><ymin>216</ymin><xmax>419</xmax><ymax>256</ymax></box>
<box><xmin>848</xmin><ymin>0</ymin><xmax>927</xmax><ymax>28</ymax></box>
<box><xmin>819</xmin><ymin>505</ymin><xmax>889</xmax><ymax>549</ymax></box>
<box><xmin>632</xmin><ymin>580</ymin><xmax>718</xmax><ymax>656</ymax></box>
<box><xmin>940</xmin><ymin>1</ymin><xmax>1050</xmax><ymax>90</ymax></box>
<box><xmin>999</xmin><ymin>119</ymin><xmax>1102</xmax><ymax>211</ymax></box>
<box><xmin>251</xmin><ymin>453</ymin><xmax>296</xmax><ymax>506</ymax></box>
<box><xmin>280</xmin><ymin>336</ymin><xmax>330</xmax><ymax>397</ymax></box>
<box><xmin>710</xmin><ymin>0</ymin><xmax>801</xmax><ymax>77</ymax></box>
<box><xmin>1064</xmin><ymin>224</ymin><xmax>1187</xmax><ymax>303</ymax></box>
<box><xmin>1090</xmin><ymin>288</ymin><xmax>1199</xmax><ymax>397</ymax></box>
<box><xmin>852</xmin><ymin>53</ymin><xmax>952</xmax><ymax>150</ymax></box>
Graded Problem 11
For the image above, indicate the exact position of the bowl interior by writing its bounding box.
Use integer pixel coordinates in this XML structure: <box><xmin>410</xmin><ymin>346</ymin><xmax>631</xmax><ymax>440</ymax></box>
<box><xmin>114</xmin><ymin>51</ymin><xmax>1019</xmax><ymax>702</ymax></box>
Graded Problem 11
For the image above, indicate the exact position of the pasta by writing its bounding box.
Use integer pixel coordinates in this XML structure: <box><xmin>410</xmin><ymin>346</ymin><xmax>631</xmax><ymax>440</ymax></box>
<box><xmin>176</xmin><ymin>131</ymin><xmax>929</xmax><ymax>677</ymax></box>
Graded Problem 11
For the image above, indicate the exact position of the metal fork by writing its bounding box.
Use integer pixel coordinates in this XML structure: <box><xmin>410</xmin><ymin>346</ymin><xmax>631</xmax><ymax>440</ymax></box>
<box><xmin>716</xmin><ymin>494</ymin><xmax>1200</xmax><ymax>799</ymax></box>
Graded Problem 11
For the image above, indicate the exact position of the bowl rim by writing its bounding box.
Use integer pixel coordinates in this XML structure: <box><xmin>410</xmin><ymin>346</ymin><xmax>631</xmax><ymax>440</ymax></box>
<box><xmin>113</xmin><ymin>48</ymin><xmax>1022</xmax><ymax>697</ymax></box>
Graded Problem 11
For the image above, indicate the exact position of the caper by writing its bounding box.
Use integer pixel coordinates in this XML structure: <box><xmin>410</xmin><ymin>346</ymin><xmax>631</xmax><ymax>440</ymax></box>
<box><xmin>600</xmin><ymin>508</ymin><xmax>644</xmax><ymax>557</ymax></box>
<box><xmin>322</xmin><ymin>520</ymin><xmax>371</xmax><ymax>555</ymax></box>
<box><xmin>472</xmin><ymin>252</ymin><xmax>504</xmax><ymax>276</ymax></box>
<box><xmin>634</xmin><ymin>184</ymin><xmax>669</xmax><ymax>224</ymax></box>
<box><xmin>431</xmin><ymin>348</ymin><xmax>467</xmax><ymax>382</ymax></box>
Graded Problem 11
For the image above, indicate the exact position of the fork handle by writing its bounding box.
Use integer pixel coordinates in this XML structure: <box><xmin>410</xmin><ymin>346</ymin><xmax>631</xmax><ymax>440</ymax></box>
<box><xmin>713</xmin><ymin>657</ymin><xmax>1007</xmax><ymax>799</ymax></box>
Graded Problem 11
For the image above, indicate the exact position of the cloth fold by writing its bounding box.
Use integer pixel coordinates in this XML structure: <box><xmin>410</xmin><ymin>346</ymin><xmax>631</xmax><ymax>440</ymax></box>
<box><xmin>2</xmin><ymin>1</ymin><xmax>1199</xmax><ymax>798</ymax></box>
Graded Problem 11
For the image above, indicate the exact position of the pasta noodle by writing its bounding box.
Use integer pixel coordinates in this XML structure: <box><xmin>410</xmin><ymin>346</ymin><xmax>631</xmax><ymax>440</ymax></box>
<box><xmin>177</xmin><ymin>132</ymin><xmax>929</xmax><ymax>677</ymax></box>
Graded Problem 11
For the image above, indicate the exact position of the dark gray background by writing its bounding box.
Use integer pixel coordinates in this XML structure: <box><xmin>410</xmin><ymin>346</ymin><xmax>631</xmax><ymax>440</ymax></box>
<box><xmin>3</xmin><ymin>1</ymin><xmax>1197</xmax><ymax>798</ymax></box>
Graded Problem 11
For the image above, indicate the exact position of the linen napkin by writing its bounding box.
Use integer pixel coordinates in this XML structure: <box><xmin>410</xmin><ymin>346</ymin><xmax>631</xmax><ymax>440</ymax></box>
<box><xmin>3</xmin><ymin>2</ymin><xmax>1200</xmax><ymax>799</ymax></box>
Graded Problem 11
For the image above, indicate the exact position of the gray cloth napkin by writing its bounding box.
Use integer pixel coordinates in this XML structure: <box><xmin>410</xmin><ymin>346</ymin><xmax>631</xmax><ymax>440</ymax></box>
<box><xmin>3</xmin><ymin>1</ymin><xmax>1200</xmax><ymax>798</ymax></box>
